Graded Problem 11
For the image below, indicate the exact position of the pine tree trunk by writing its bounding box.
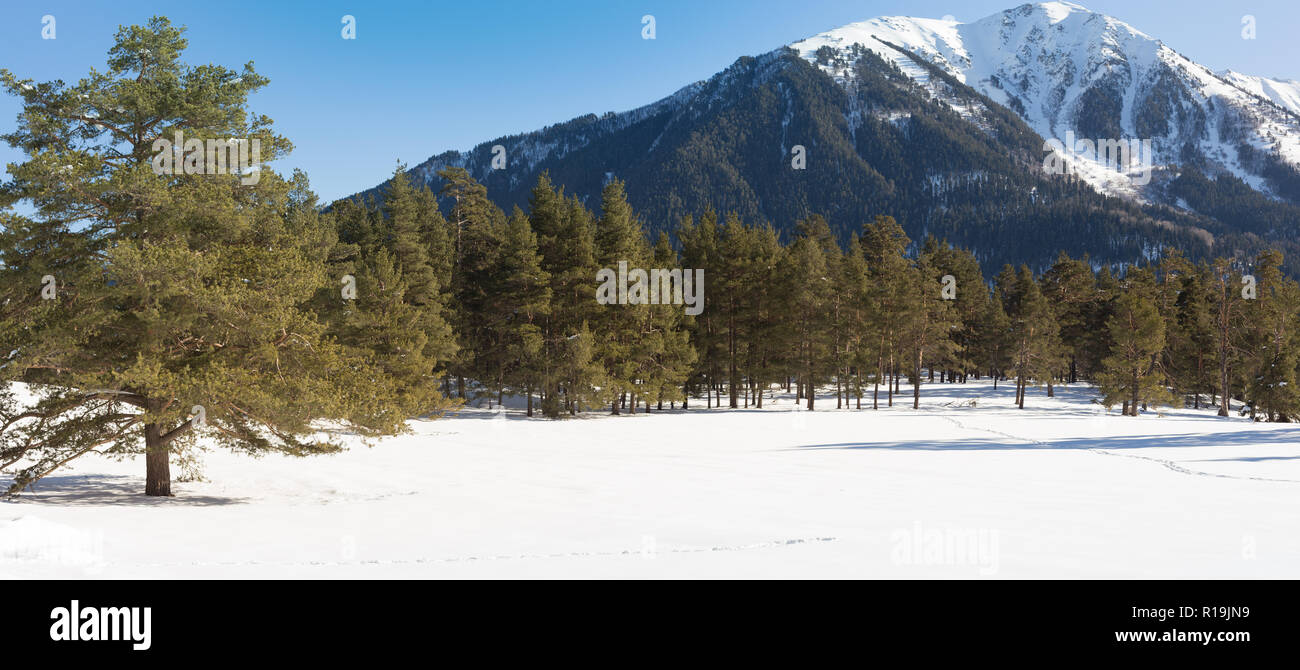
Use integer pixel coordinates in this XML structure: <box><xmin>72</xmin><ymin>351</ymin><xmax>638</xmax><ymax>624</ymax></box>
<box><xmin>873</xmin><ymin>357</ymin><xmax>881</xmax><ymax>410</ymax></box>
<box><xmin>887</xmin><ymin>356</ymin><xmax>894</xmax><ymax>407</ymax></box>
<box><xmin>913</xmin><ymin>349</ymin><xmax>922</xmax><ymax>410</ymax></box>
<box><xmin>1218</xmin><ymin>295</ymin><xmax>1231</xmax><ymax>417</ymax></box>
<box><xmin>144</xmin><ymin>421</ymin><xmax>171</xmax><ymax>497</ymax></box>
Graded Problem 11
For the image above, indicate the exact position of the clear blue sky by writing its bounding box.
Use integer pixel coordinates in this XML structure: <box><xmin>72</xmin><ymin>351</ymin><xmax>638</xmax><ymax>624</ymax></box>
<box><xmin>2</xmin><ymin>0</ymin><xmax>1297</xmax><ymax>205</ymax></box>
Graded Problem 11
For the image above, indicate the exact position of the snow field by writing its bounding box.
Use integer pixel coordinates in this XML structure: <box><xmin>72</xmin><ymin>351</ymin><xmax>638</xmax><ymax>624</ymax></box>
<box><xmin>3</xmin><ymin>379</ymin><xmax>1298</xmax><ymax>579</ymax></box>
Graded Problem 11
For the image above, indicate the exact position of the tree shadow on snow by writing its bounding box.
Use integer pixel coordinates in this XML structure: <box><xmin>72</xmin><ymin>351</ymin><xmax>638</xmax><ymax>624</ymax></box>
<box><xmin>1188</xmin><ymin>455</ymin><xmax>1300</xmax><ymax>463</ymax></box>
<box><xmin>4</xmin><ymin>474</ymin><xmax>247</xmax><ymax>506</ymax></box>
<box><xmin>790</xmin><ymin>426</ymin><xmax>1300</xmax><ymax>453</ymax></box>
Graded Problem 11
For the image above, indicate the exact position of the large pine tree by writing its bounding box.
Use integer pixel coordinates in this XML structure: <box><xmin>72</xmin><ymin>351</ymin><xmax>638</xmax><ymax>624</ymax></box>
<box><xmin>0</xmin><ymin>18</ymin><xmax>447</xmax><ymax>496</ymax></box>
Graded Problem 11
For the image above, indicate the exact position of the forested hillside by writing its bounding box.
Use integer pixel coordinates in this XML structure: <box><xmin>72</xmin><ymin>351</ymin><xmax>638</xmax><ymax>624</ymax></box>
<box><xmin>352</xmin><ymin>46</ymin><xmax>1300</xmax><ymax>275</ymax></box>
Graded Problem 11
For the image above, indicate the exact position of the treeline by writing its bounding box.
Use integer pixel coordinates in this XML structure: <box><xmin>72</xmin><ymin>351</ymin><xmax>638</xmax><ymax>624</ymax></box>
<box><xmin>342</xmin><ymin>165</ymin><xmax>1300</xmax><ymax>422</ymax></box>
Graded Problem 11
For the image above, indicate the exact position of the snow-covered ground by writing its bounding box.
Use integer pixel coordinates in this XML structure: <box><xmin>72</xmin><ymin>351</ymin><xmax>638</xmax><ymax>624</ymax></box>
<box><xmin>3</xmin><ymin>380</ymin><xmax>1298</xmax><ymax>579</ymax></box>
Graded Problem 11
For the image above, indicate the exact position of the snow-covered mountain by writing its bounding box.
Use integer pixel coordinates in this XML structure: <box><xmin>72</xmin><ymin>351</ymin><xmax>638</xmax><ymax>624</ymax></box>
<box><xmin>791</xmin><ymin>1</ymin><xmax>1300</xmax><ymax>202</ymax></box>
<box><xmin>1219</xmin><ymin>70</ymin><xmax>1300</xmax><ymax>116</ymax></box>
<box><xmin>350</xmin><ymin>1</ymin><xmax>1300</xmax><ymax>274</ymax></box>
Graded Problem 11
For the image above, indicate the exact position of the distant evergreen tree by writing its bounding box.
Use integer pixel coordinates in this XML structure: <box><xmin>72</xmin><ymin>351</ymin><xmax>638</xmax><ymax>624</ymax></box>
<box><xmin>1166</xmin><ymin>262</ymin><xmax>1217</xmax><ymax>409</ymax></box>
<box><xmin>743</xmin><ymin>224</ymin><xmax>786</xmax><ymax>408</ymax></box>
<box><xmin>492</xmin><ymin>208</ymin><xmax>552</xmax><ymax>414</ymax></box>
<box><xmin>840</xmin><ymin>235</ymin><xmax>873</xmax><ymax>408</ymax></box>
<box><xmin>1098</xmin><ymin>282</ymin><xmax>1171</xmax><ymax>416</ymax></box>
<box><xmin>1007</xmin><ymin>267</ymin><xmax>1063</xmax><ymax>409</ymax></box>
<box><xmin>1041</xmin><ymin>253</ymin><xmax>1098</xmax><ymax>383</ymax></box>
<box><xmin>593</xmin><ymin>179</ymin><xmax>653</xmax><ymax>413</ymax></box>
<box><xmin>678</xmin><ymin>210</ymin><xmax>724</xmax><ymax>407</ymax></box>
<box><xmin>921</xmin><ymin>239</ymin><xmax>986</xmax><ymax>383</ymax></box>
<box><xmin>781</xmin><ymin>215</ymin><xmax>837</xmax><ymax>410</ymax></box>
<box><xmin>975</xmin><ymin>293</ymin><xmax>1013</xmax><ymax>388</ymax></box>
<box><xmin>1240</xmin><ymin>251</ymin><xmax>1300</xmax><ymax>421</ymax></box>
<box><xmin>905</xmin><ymin>243</ymin><xmax>960</xmax><ymax>406</ymax></box>
<box><xmin>640</xmin><ymin>233</ymin><xmax>697</xmax><ymax>411</ymax></box>
<box><xmin>1210</xmin><ymin>259</ymin><xmax>1248</xmax><ymax>417</ymax></box>
<box><xmin>527</xmin><ymin>174</ymin><xmax>601</xmax><ymax>417</ymax></box>
<box><xmin>862</xmin><ymin>215</ymin><xmax>912</xmax><ymax>409</ymax></box>
<box><xmin>440</xmin><ymin>166</ymin><xmax>506</xmax><ymax>401</ymax></box>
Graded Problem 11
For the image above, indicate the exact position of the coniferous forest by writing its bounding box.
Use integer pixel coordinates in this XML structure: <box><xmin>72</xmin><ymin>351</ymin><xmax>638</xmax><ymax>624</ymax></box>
<box><xmin>4</xmin><ymin>17</ymin><xmax>1300</xmax><ymax>502</ymax></box>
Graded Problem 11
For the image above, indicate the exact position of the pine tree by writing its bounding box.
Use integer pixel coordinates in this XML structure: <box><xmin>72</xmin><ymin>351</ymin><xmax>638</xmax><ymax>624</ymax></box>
<box><xmin>592</xmin><ymin>179</ymin><xmax>651</xmax><ymax>414</ymax></box>
<box><xmin>862</xmin><ymin>215</ymin><xmax>912</xmax><ymax>409</ymax></box>
<box><xmin>0</xmin><ymin>18</ymin><xmax>444</xmax><ymax>496</ymax></box>
<box><xmin>678</xmin><ymin>210</ymin><xmax>724</xmax><ymax>407</ymax></box>
<box><xmin>1098</xmin><ymin>284</ymin><xmax>1171</xmax><ymax>415</ymax></box>
<box><xmin>1167</xmin><ymin>263</ymin><xmax>1217</xmax><ymax>409</ymax></box>
<box><xmin>841</xmin><ymin>235</ymin><xmax>873</xmax><ymax>408</ymax></box>
<box><xmin>975</xmin><ymin>293</ymin><xmax>1013</xmax><ymax>388</ymax></box>
<box><xmin>493</xmin><ymin>208</ymin><xmax>551</xmax><ymax>414</ymax></box>
<box><xmin>381</xmin><ymin>164</ymin><xmax>440</xmax><ymax>309</ymax></box>
<box><xmin>922</xmin><ymin>240</ymin><xmax>986</xmax><ymax>383</ymax></box>
<box><xmin>717</xmin><ymin>213</ymin><xmax>756</xmax><ymax>409</ymax></box>
<box><xmin>527</xmin><ymin>174</ymin><xmax>600</xmax><ymax>417</ymax></box>
<box><xmin>1007</xmin><ymin>266</ymin><xmax>1062</xmax><ymax>409</ymax></box>
<box><xmin>439</xmin><ymin>167</ymin><xmax>505</xmax><ymax>401</ymax></box>
<box><xmin>1041</xmin><ymin>252</ymin><xmax>1097</xmax><ymax>383</ymax></box>
<box><xmin>1210</xmin><ymin>258</ymin><xmax>1247</xmax><ymax>417</ymax></box>
<box><xmin>1240</xmin><ymin>250</ymin><xmax>1300</xmax><ymax>421</ymax></box>
<box><xmin>742</xmin><ymin>224</ymin><xmax>786</xmax><ymax>408</ymax></box>
<box><xmin>906</xmin><ymin>251</ymin><xmax>961</xmax><ymax>408</ymax></box>
<box><xmin>780</xmin><ymin>215</ymin><xmax>836</xmax><ymax>410</ymax></box>
<box><xmin>640</xmin><ymin>233</ymin><xmax>696</xmax><ymax>411</ymax></box>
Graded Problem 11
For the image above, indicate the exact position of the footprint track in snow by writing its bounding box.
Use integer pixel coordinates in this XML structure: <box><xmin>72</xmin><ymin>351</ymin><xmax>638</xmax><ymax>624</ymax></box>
<box><xmin>935</xmin><ymin>410</ymin><xmax>1300</xmax><ymax>485</ymax></box>
<box><xmin>96</xmin><ymin>536</ymin><xmax>840</xmax><ymax>569</ymax></box>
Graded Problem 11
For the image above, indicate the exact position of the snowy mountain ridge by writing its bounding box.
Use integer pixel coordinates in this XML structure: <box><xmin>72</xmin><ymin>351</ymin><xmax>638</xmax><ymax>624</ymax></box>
<box><xmin>1219</xmin><ymin>70</ymin><xmax>1300</xmax><ymax>117</ymax></box>
<box><xmin>349</xmin><ymin>1</ymin><xmax>1300</xmax><ymax>275</ymax></box>
<box><xmin>790</xmin><ymin>1</ymin><xmax>1300</xmax><ymax>202</ymax></box>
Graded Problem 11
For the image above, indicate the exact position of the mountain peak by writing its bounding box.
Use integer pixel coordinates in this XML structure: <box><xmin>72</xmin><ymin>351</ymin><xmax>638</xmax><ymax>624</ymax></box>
<box><xmin>1021</xmin><ymin>1</ymin><xmax>1094</xmax><ymax>23</ymax></box>
<box><xmin>791</xmin><ymin>2</ymin><xmax>1300</xmax><ymax>201</ymax></box>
